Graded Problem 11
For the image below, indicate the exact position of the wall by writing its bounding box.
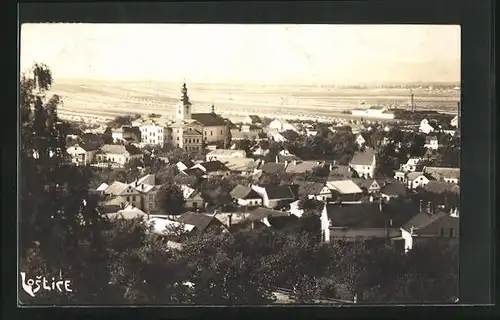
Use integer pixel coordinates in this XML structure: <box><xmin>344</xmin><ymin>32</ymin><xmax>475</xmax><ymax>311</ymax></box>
<box><xmin>328</xmin><ymin>227</ymin><xmax>399</xmax><ymax>242</ymax></box>
<box><xmin>408</xmin><ymin>176</ymin><xmax>430</xmax><ymax>189</ymax></box>
<box><xmin>419</xmin><ymin>214</ymin><xmax>459</xmax><ymax>238</ymax></box>
<box><xmin>203</xmin><ymin>125</ymin><xmax>228</xmax><ymax>144</ymax></box>
<box><xmin>237</xmin><ymin>198</ymin><xmax>262</xmax><ymax>207</ymax></box>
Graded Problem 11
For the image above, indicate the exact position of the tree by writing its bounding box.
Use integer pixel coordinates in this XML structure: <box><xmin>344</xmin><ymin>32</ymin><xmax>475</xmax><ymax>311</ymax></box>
<box><xmin>20</xmin><ymin>63</ymin><xmax>111</xmax><ymax>304</ymax></box>
<box><xmin>155</xmin><ymin>183</ymin><xmax>186</xmax><ymax>215</ymax></box>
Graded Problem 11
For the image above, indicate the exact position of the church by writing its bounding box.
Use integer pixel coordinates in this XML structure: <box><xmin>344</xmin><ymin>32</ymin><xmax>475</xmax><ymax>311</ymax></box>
<box><xmin>167</xmin><ymin>83</ymin><xmax>230</xmax><ymax>154</ymax></box>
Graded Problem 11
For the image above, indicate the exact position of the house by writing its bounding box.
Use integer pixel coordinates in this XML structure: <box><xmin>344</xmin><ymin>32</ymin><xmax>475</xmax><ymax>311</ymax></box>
<box><xmin>222</xmin><ymin>158</ymin><xmax>259</xmax><ymax>175</ymax></box>
<box><xmin>105</xmin><ymin>204</ymin><xmax>148</xmax><ymax>220</ymax></box>
<box><xmin>122</xmin><ymin>126</ymin><xmax>141</xmax><ymax>144</ymax></box>
<box><xmin>139</xmin><ymin>122</ymin><xmax>167</xmax><ymax>146</ymax></box>
<box><xmin>252</xmin><ymin>147</ymin><xmax>270</xmax><ymax>157</ymax></box>
<box><xmin>351</xmin><ymin>178</ymin><xmax>382</xmax><ymax>194</ymax></box>
<box><xmin>231</xmin><ymin>130</ymin><xmax>261</xmax><ymax>141</ymax></box>
<box><xmin>349</xmin><ymin>148</ymin><xmax>376</xmax><ymax>179</ymax></box>
<box><xmin>111</xmin><ymin>128</ymin><xmax>124</xmax><ymax>143</ymax></box>
<box><xmin>191</xmin><ymin>160</ymin><xmax>231</xmax><ymax>177</ymax></box>
<box><xmin>177</xmin><ymin>212</ymin><xmax>227</xmax><ymax>233</ymax></box>
<box><xmin>259</xmin><ymin>162</ymin><xmax>287</xmax><ymax>176</ymax></box>
<box><xmin>320</xmin><ymin>202</ymin><xmax>399</xmax><ymax>244</ymax></box>
<box><xmin>406</xmin><ymin>172</ymin><xmax>434</xmax><ymax>190</ymax></box>
<box><xmin>450</xmin><ymin>115</ymin><xmax>459</xmax><ymax>128</ymax></box>
<box><xmin>327</xmin><ymin>164</ymin><xmax>354</xmax><ymax>180</ymax></box>
<box><xmin>182</xmin><ymin>167</ymin><xmax>206</xmax><ymax>178</ymax></box>
<box><xmin>424</xmin><ymin>136</ymin><xmax>440</xmax><ymax>150</ymax></box>
<box><xmin>270</xmin><ymin>132</ymin><xmax>287</xmax><ymax>142</ymax></box>
<box><xmin>146</xmin><ymin>217</ymin><xmax>196</xmax><ymax>236</ymax></box>
<box><xmin>277</xmin><ymin>151</ymin><xmax>302</xmax><ymax>164</ymax></box>
<box><xmin>94</xmin><ymin>144</ymin><xmax>143</xmax><ymax>167</ymax></box>
<box><xmin>241</xmin><ymin>124</ymin><xmax>263</xmax><ymax>133</ymax></box>
<box><xmin>285</xmin><ymin>160</ymin><xmax>322</xmax><ymax>174</ymax></box>
<box><xmin>268</xmin><ymin>119</ymin><xmax>297</xmax><ymax>132</ymax></box>
<box><xmin>295</xmin><ymin>181</ymin><xmax>331</xmax><ymax>201</ymax></box>
<box><xmin>243</xmin><ymin>115</ymin><xmax>263</xmax><ymax>125</ymax></box>
<box><xmin>251</xmin><ymin>184</ymin><xmax>298</xmax><ymax>209</ymax></box>
<box><xmin>180</xmin><ymin>185</ymin><xmax>205</xmax><ymax>211</ymax></box>
<box><xmin>326</xmin><ymin>180</ymin><xmax>364</xmax><ymax>203</ymax></box>
<box><xmin>393</xmin><ymin>171</ymin><xmax>406</xmax><ymax>182</ymax></box>
<box><xmin>424</xmin><ymin>181</ymin><xmax>460</xmax><ymax>195</ymax></box>
<box><xmin>66</xmin><ymin>142</ymin><xmax>100</xmax><ymax>166</ymax></box>
<box><xmin>205</xmin><ymin>149</ymin><xmax>246</xmax><ymax>162</ymax></box>
<box><xmin>400</xmin><ymin>202</ymin><xmax>459</xmax><ymax>252</ymax></box>
<box><xmin>230</xmin><ymin>185</ymin><xmax>263</xmax><ymax>207</ymax></box>
<box><xmin>245</xmin><ymin>207</ymin><xmax>297</xmax><ymax>230</ymax></box>
<box><xmin>103</xmin><ymin>174</ymin><xmax>160</xmax><ymax>214</ymax></box>
<box><xmin>419</xmin><ymin>119</ymin><xmax>438</xmax><ymax>134</ymax></box>
<box><xmin>380</xmin><ymin>181</ymin><xmax>407</xmax><ymax>201</ymax></box>
<box><xmin>176</xmin><ymin>160</ymin><xmax>195</xmax><ymax>172</ymax></box>
<box><xmin>423</xmin><ymin>167</ymin><xmax>460</xmax><ymax>184</ymax></box>
<box><xmin>355</xmin><ymin>134</ymin><xmax>366</xmax><ymax>148</ymax></box>
<box><xmin>400</xmin><ymin>158</ymin><xmax>423</xmax><ymax>173</ymax></box>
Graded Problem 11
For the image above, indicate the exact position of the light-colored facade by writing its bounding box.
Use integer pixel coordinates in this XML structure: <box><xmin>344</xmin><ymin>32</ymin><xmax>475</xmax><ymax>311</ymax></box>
<box><xmin>140</xmin><ymin>123</ymin><xmax>167</xmax><ymax>146</ymax></box>
<box><xmin>95</xmin><ymin>145</ymin><xmax>143</xmax><ymax>167</ymax></box>
<box><xmin>66</xmin><ymin>144</ymin><xmax>98</xmax><ymax>166</ymax></box>
<box><xmin>206</xmin><ymin>149</ymin><xmax>246</xmax><ymax>162</ymax></box>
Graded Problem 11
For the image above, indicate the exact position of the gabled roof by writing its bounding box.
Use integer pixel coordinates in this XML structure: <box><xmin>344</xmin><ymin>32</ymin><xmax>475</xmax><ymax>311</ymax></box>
<box><xmin>380</xmin><ymin>181</ymin><xmax>407</xmax><ymax>197</ymax></box>
<box><xmin>177</xmin><ymin>212</ymin><xmax>221</xmax><ymax>231</ymax></box>
<box><xmin>350</xmin><ymin>148</ymin><xmax>376</xmax><ymax>166</ymax></box>
<box><xmin>102</xmin><ymin>195</ymin><xmax>127</xmax><ymax>207</ymax></box>
<box><xmin>295</xmin><ymin>181</ymin><xmax>326</xmax><ymax>198</ymax></box>
<box><xmin>406</xmin><ymin>172</ymin><xmax>434</xmax><ymax>181</ymax></box>
<box><xmin>423</xmin><ymin>167</ymin><xmax>460</xmax><ymax>180</ymax></box>
<box><xmin>96</xmin><ymin>183</ymin><xmax>109</xmax><ymax>192</ymax></box>
<box><xmin>247</xmin><ymin>207</ymin><xmax>289</xmax><ymax>222</ymax></box>
<box><xmin>351</xmin><ymin>178</ymin><xmax>381</xmax><ymax>190</ymax></box>
<box><xmin>325</xmin><ymin>203</ymin><xmax>387</xmax><ymax>228</ymax></box>
<box><xmin>191</xmin><ymin>113</ymin><xmax>227</xmax><ymax>126</ymax></box>
<box><xmin>265</xmin><ymin>185</ymin><xmax>298</xmax><ymax>200</ymax></box>
<box><xmin>106</xmin><ymin>205</ymin><xmax>148</xmax><ymax>220</ymax></box>
<box><xmin>230</xmin><ymin>185</ymin><xmax>262</xmax><ymax>199</ymax></box>
<box><xmin>99</xmin><ymin>144</ymin><xmax>142</xmax><ymax>155</ymax></box>
<box><xmin>105</xmin><ymin>181</ymin><xmax>130</xmax><ymax>195</ymax></box>
<box><xmin>183</xmin><ymin>167</ymin><xmax>206</xmax><ymax>177</ymax></box>
<box><xmin>147</xmin><ymin>217</ymin><xmax>196</xmax><ymax>235</ymax></box>
<box><xmin>327</xmin><ymin>165</ymin><xmax>354</xmax><ymax>179</ymax></box>
<box><xmin>137</xmin><ymin>174</ymin><xmax>156</xmax><ymax>186</ymax></box>
<box><xmin>285</xmin><ymin>161</ymin><xmax>321</xmax><ymax>174</ymax></box>
<box><xmin>260</xmin><ymin>162</ymin><xmax>286</xmax><ymax>175</ymax></box>
<box><xmin>424</xmin><ymin>181</ymin><xmax>460</xmax><ymax>194</ymax></box>
<box><xmin>199</xmin><ymin>160</ymin><xmax>231</xmax><ymax>172</ymax></box>
<box><xmin>402</xmin><ymin>211</ymin><xmax>452</xmax><ymax>233</ymax></box>
<box><xmin>222</xmin><ymin>158</ymin><xmax>258</xmax><ymax>172</ymax></box>
<box><xmin>326</xmin><ymin>180</ymin><xmax>363</xmax><ymax>195</ymax></box>
<box><xmin>133</xmin><ymin>183</ymin><xmax>156</xmax><ymax>194</ymax></box>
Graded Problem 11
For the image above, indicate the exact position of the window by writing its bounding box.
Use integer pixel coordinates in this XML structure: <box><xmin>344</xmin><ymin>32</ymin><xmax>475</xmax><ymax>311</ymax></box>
<box><xmin>193</xmin><ymin>202</ymin><xmax>198</xmax><ymax>208</ymax></box>
<box><xmin>149</xmin><ymin>195</ymin><xmax>154</xmax><ymax>201</ymax></box>
<box><xmin>210</xmin><ymin>131</ymin><xmax>213</xmax><ymax>136</ymax></box>
<box><xmin>126</xmin><ymin>196</ymin><xmax>130</xmax><ymax>202</ymax></box>
<box><xmin>189</xmin><ymin>139</ymin><xmax>191</xmax><ymax>143</ymax></box>
<box><xmin>220</xmin><ymin>130</ymin><xmax>223</xmax><ymax>134</ymax></box>
<box><xmin>132</xmin><ymin>196</ymin><xmax>136</xmax><ymax>201</ymax></box>
<box><xmin>440</xmin><ymin>228</ymin><xmax>445</xmax><ymax>237</ymax></box>
<box><xmin>148</xmin><ymin>203</ymin><xmax>153</xmax><ymax>209</ymax></box>
<box><xmin>177</xmin><ymin>137</ymin><xmax>179</xmax><ymax>141</ymax></box>
<box><xmin>449</xmin><ymin>228</ymin><xmax>454</xmax><ymax>237</ymax></box>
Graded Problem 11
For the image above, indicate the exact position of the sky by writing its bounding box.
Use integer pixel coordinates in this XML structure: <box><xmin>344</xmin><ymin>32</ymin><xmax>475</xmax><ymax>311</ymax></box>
<box><xmin>20</xmin><ymin>24</ymin><xmax>460</xmax><ymax>85</ymax></box>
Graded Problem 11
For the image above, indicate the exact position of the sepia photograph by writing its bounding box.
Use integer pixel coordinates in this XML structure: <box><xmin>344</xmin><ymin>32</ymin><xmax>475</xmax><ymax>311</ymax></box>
<box><xmin>19</xmin><ymin>23</ymin><xmax>460</xmax><ymax>305</ymax></box>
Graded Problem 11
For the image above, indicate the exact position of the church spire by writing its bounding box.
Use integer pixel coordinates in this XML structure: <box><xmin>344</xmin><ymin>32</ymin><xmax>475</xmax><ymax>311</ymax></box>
<box><xmin>181</xmin><ymin>82</ymin><xmax>191</xmax><ymax>106</ymax></box>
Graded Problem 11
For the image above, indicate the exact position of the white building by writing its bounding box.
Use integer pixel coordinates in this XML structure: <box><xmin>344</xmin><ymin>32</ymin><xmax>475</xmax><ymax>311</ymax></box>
<box><xmin>111</xmin><ymin>129</ymin><xmax>124</xmax><ymax>143</ymax></box>
<box><xmin>349</xmin><ymin>148</ymin><xmax>377</xmax><ymax>179</ymax></box>
<box><xmin>268</xmin><ymin>119</ymin><xmax>298</xmax><ymax>132</ymax></box>
<box><xmin>419</xmin><ymin>119</ymin><xmax>436</xmax><ymax>134</ymax></box>
<box><xmin>140</xmin><ymin>122</ymin><xmax>167</xmax><ymax>146</ymax></box>
<box><xmin>94</xmin><ymin>144</ymin><xmax>143</xmax><ymax>167</ymax></box>
<box><xmin>66</xmin><ymin>143</ymin><xmax>99</xmax><ymax>166</ymax></box>
<box><xmin>400</xmin><ymin>158</ymin><xmax>423</xmax><ymax>173</ymax></box>
<box><xmin>450</xmin><ymin>115</ymin><xmax>459</xmax><ymax>128</ymax></box>
<box><xmin>355</xmin><ymin>134</ymin><xmax>366</xmax><ymax>148</ymax></box>
<box><xmin>406</xmin><ymin>172</ymin><xmax>432</xmax><ymax>190</ymax></box>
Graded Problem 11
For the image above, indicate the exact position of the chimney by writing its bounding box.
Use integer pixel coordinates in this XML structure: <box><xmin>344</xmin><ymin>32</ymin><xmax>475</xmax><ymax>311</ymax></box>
<box><xmin>284</xmin><ymin>160</ymin><xmax>288</xmax><ymax>167</ymax></box>
<box><xmin>419</xmin><ymin>200</ymin><xmax>423</xmax><ymax>212</ymax></box>
<box><xmin>379</xmin><ymin>199</ymin><xmax>383</xmax><ymax>212</ymax></box>
<box><xmin>329</xmin><ymin>163</ymin><xmax>333</xmax><ymax>171</ymax></box>
<box><xmin>135</xmin><ymin>179</ymin><xmax>139</xmax><ymax>187</ymax></box>
<box><xmin>142</xmin><ymin>184</ymin><xmax>145</xmax><ymax>190</ymax></box>
<box><xmin>275</xmin><ymin>156</ymin><xmax>279</xmax><ymax>163</ymax></box>
<box><xmin>228</xmin><ymin>213</ymin><xmax>233</xmax><ymax>229</ymax></box>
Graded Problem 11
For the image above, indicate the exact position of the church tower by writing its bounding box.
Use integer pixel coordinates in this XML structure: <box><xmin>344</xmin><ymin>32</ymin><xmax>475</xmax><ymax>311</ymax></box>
<box><xmin>176</xmin><ymin>83</ymin><xmax>192</xmax><ymax>121</ymax></box>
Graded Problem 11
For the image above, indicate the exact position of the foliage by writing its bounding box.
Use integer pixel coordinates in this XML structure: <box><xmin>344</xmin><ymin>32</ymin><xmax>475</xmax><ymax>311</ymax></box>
<box><xmin>155</xmin><ymin>183</ymin><xmax>186</xmax><ymax>215</ymax></box>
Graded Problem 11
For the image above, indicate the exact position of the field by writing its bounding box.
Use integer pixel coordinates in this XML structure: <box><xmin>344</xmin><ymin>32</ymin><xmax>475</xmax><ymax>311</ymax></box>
<box><xmin>51</xmin><ymin>79</ymin><xmax>460</xmax><ymax>124</ymax></box>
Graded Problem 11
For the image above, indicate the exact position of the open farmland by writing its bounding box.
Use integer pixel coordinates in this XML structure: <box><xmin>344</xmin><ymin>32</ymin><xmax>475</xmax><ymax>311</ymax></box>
<box><xmin>52</xmin><ymin>79</ymin><xmax>460</xmax><ymax>124</ymax></box>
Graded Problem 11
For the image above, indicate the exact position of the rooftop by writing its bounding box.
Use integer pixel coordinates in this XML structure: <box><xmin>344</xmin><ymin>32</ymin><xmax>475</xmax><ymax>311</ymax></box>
<box><xmin>191</xmin><ymin>113</ymin><xmax>227</xmax><ymax>126</ymax></box>
<box><xmin>177</xmin><ymin>212</ymin><xmax>221</xmax><ymax>231</ymax></box>
<box><xmin>424</xmin><ymin>181</ymin><xmax>460</xmax><ymax>194</ymax></box>
<box><xmin>350</xmin><ymin>148</ymin><xmax>376</xmax><ymax>166</ymax></box>
<box><xmin>260</xmin><ymin>162</ymin><xmax>286</xmax><ymax>175</ymax></box>
<box><xmin>326</xmin><ymin>180</ymin><xmax>363</xmax><ymax>195</ymax></box>
<box><xmin>207</xmin><ymin>149</ymin><xmax>246</xmax><ymax>157</ymax></box>
<box><xmin>199</xmin><ymin>160</ymin><xmax>231</xmax><ymax>172</ymax></box>
<box><xmin>423</xmin><ymin>166</ymin><xmax>460</xmax><ymax>180</ymax></box>
<box><xmin>325</xmin><ymin>203</ymin><xmax>387</xmax><ymax>228</ymax></box>
<box><xmin>285</xmin><ymin>160</ymin><xmax>322</xmax><ymax>174</ymax></box>
<box><xmin>230</xmin><ymin>185</ymin><xmax>262</xmax><ymax>199</ymax></box>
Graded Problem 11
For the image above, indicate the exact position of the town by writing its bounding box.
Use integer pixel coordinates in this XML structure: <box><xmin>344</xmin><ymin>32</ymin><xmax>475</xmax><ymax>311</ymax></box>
<box><xmin>20</xmin><ymin>61</ymin><xmax>460</xmax><ymax>304</ymax></box>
